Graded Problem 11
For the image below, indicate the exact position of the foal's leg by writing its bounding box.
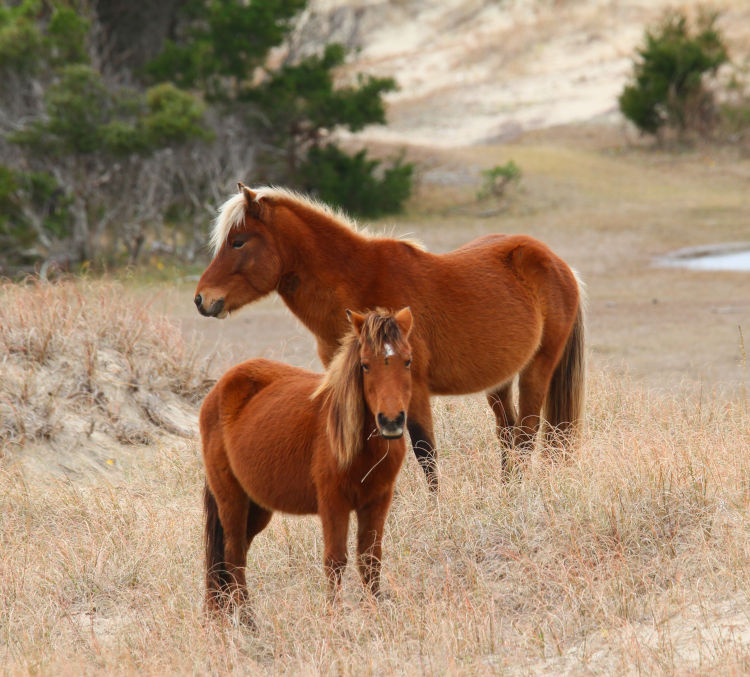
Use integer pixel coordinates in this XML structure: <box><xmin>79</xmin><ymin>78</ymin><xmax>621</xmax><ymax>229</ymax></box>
<box><xmin>205</xmin><ymin>465</ymin><xmax>251</xmax><ymax>615</ymax></box>
<box><xmin>355</xmin><ymin>492</ymin><xmax>393</xmax><ymax>598</ymax></box>
<box><xmin>319</xmin><ymin>496</ymin><xmax>350</xmax><ymax>601</ymax></box>
<box><xmin>407</xmin><ymin>386</ymin><xmax>438</xmax><ymax>492</ymax></box>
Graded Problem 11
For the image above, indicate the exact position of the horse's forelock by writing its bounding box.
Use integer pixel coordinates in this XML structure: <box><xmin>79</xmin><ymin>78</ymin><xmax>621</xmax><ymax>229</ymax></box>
<box><xmin>209</xmin><ymin>192</ymin><xmax>249</xmax><ymax>256</ymax></box>
<box><xmin>361</xmin><ymin>312</ymin><xmax>408</xmax><ymax>357</ymax></box>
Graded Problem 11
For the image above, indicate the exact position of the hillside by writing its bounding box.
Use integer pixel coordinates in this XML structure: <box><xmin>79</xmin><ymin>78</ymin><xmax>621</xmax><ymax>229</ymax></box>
<box><xmin>291</xmin><ymin>0</ymin><xmax>750</xmax><ymax>147</ymax></box>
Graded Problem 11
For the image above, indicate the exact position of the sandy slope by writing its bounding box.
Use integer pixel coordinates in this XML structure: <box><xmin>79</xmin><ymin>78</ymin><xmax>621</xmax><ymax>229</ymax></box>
<box><xmin>295</xmin><ymin>0</ymin><xmax>750</xmax><ymax>147</ymax></box>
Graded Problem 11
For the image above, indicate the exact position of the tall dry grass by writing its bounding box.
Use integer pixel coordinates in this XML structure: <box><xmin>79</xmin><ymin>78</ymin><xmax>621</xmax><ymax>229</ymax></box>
<box><xmin>0</xmin><ymin>280</ymin><xmax>213</xmax><ymax>474</ymax></box>
<box><xmin>2</xmin><ymin>337</ymin><xmax>749</xmax><ymax>675</ymax></box>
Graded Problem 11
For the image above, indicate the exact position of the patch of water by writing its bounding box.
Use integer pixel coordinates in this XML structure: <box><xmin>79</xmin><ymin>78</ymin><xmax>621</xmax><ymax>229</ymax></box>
<box><xmin>656</xmin><ymin>243</ymin><xmax>750</xmax><ymax>272</ymax></box>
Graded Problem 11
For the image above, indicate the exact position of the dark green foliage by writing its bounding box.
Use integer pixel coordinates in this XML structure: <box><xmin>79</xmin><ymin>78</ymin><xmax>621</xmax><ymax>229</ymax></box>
<box><xmin>0</xmin><ymin>1</ymin><xmax>44</xmax><ymax>74</ymax></box>
<box><xmin>0</xmin><ymin>165</ymin><xmax>72</xmax><ymax>262</ymax></box>
<box><xmin>146</xmin><ymin>0</ymin><xmax>306</xmax><ymax>99</ymax></box>
<box><xmin>2</xmin><ymin>0</ymin><xmax>412</xmax><ymax>271</ymax></box>
<box><xmin>141</xmin><ymin>83</ymin><xmax>210</xmax><ymax>147</ymax></box>
<box><xmin>12</xmin><ymin>67</ymin><xmax>207</xmax><ymax>156</ymax></box>
<box><xmin>299</xmin><ymin>144</ymin><xmax>413</xmax><ymax>218</ymax></box>
<box><xmin>0</xmin><ymin>2</ymin><xmax>89</xmax><ymax>76</ymax></box>
<box><xmin>46</xmin><ymin>6</ymin><xmax>89</xmax><ymax>65</ymax></box>
<box><xmin>619</xmin><ymin>11</ymin><xmax>728</xmax><ymax>136</ymax></box>
<box><xmin>244</xmin><ymin>43</ymin><xmax>394</xmax><ymax>133</ymax></box>
<box><xmin>244</xmin><ymin>43</ymin><xmax>397</xmax><ymax>183</ymax></box>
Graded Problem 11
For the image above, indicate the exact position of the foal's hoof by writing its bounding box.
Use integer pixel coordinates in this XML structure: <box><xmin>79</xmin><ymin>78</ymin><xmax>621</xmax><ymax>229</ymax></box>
<box><xmin>501</xmin><ymin>450</ymin><xmax>528</xmax><ymax>480</ymax></box>
<box><xmin>204</xmin><ymin>599</ymin><xmax>257</xmax><ymax>630</ymax></box>
<box><xmin>231</xmin><ymin>604</ymin><xmax>257</xmax><ymax>630</ymax></box>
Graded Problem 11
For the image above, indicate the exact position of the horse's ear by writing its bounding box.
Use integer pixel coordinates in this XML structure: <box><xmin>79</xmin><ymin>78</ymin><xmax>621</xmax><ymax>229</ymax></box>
<box><xmin>346</xmin><ymin>309</ymin><xmax>366</xmax><ymax>337</ymax></box>
<box><xmin>394</xmin><ymin>306</ymin><xmax>413</xmax><ymax>339</ymax></box>
<box><xmin>238</xmin><ymin>183</ymin><xmax>261</xmax><ymax>220</ymax></box>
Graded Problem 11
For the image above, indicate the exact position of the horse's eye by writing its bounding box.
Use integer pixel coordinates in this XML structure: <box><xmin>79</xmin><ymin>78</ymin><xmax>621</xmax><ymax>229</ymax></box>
<box><xmin>405</xmin><ymin>359</ymin><xmax>412</xmax><ymax>368</ymax></box>
<box><xmin>231</xmin><ymin>239</ymin><xmax>245</xmax><ymax>249</ymax></box>
<box><xmin>361</xmin><ymin>363</ymin><xmax>370</xmax><ymax>374</ymax></box>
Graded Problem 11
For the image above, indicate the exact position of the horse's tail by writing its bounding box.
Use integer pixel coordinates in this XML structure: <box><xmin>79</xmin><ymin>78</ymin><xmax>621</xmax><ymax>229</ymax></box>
<box><xmin>544</xmin><ymin>287</ymin><xmax>586</xmax><ymax>450</ymax></box>
<box><xmin>204</xmin><ymin>481</ymin><xmax>231</xmax><ymax>604</ymax></box>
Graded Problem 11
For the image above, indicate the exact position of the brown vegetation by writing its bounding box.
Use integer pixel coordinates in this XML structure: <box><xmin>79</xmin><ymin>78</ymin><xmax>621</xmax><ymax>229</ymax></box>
<box><xmin>0</xmin><ymin>280</ymin><xmax>213</xmax><ymax>477</ymax></box>
<box><xmin>1</xmin><ymin>364</ymin><xmax>748</xmax><ymax>673</ymax></box>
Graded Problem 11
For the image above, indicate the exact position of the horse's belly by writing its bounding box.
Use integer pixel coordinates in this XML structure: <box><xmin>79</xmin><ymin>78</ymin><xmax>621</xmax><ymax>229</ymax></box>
<box><xmin>427</xmin><ymin>317</ymin><xmax>543</xmax><ymax>395</ymax></box>
<box><xmin>225</xmin><ymin>416</ymin><xmax>319</xmax><ymax>514</ymax></box>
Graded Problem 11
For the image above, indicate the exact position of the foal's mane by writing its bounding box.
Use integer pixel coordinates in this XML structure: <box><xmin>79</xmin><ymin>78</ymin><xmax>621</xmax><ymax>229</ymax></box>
<box><xmin>314</xmin><ymin>310</ymin><xmax>410</xmax><ymax>468</ymax></box>
<box><xmin>210</xmin><ymin>185</ymin><xmax>423</xmax><ymax>256</ymax></box>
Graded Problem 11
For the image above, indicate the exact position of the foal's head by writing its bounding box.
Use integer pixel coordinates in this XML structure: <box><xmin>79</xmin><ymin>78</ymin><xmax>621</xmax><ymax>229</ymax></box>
<box><xmin>317</xmin><ymin>307</ymin><xmax>414</xmax><ymax>467</ymax></box>
<box><xmin>194</xmin><ymin>184</ymin><xmax>282</xmax><ymax>318</ymax></box>
<box><xmin>350</xmin><ymin>307</ymin><xmax>414</xmax><ymax>439</ymax></box>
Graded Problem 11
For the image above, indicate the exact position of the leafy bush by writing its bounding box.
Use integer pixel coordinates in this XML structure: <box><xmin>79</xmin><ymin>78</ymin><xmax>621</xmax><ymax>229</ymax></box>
<box><xmin>299</xmin><ymin>144</ymin><xmax>413</xmax><ymax>218</ymax></box>
<box><xmin>0</xmin><ymin>165</ymin><xmax>72</xmax><ymax>272</ymax></box>
<box><xmin>619</xmin><ymin>11</ymin><xmax>728</xmax><ymax>137</ymax></box>
<box><xmin>477</xmin><ymin>161</ymin><xmax>521</xmax><ymax>200</ymax></box>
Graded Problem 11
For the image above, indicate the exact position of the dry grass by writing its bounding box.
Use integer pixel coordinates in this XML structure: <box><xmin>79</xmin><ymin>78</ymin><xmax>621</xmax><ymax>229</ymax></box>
<box><xmin>0</xmin><ymin>279</ymin><xmax>213</xmax><ymax>476</ymax></box>
<box><xmin>2</xmin><ymin>359</ymin><xmax>749</xmax><ymax>674</ymax></box>
<box><xmin>2</xmin><ymin>132</ymin><xmax>750</xmax><ymax>674</ymax></box>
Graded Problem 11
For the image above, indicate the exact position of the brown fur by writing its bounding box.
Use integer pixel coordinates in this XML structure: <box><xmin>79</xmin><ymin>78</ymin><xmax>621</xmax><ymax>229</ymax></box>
<box><xmin>196</xmin><ymin>186</ymin><xmax>585</xmax><ymax>486</ymax></box>
<box><xmin>200</xmin><ymin>308</ymin><xmax>414</xmax><ymax>619</ymax></box>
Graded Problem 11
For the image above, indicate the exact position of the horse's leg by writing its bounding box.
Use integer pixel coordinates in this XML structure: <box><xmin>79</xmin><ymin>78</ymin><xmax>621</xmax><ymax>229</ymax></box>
<box><xmin>355</xmin><ymin>492</ymin><xmax>393</xmax><ymax>598</ymax></box>
<box><xmin>246</xmin><ymin>500</ymin><xmax>272</xmax><ymax>544</ymax></box>
<box><xmin>205</xmin><ymin>464</ymin><xmax>251</xmax><ymax>617</ymax></box>
<box><xmin>407</xmin><ymin>386</ymin><xmax>438</xmax><ymax>492</ymax></box>
<box><xmin>319</xmin><ymin>496</ymin><xmax>350</xmax><ymax>601</ymax></box>
<box><xmin>487</xmin><ymin>381</ymin><xmax>518</xmax><ymax>475</ymax></box>
<box><xmin>486</xmin><ymin>380</ymin><xmax>517</xmax><ymax>449</ymax></box>
<box><xmin>515</xmin><ymin>349</ymin><xmax>561</xmax><ymax>457</ymax></box>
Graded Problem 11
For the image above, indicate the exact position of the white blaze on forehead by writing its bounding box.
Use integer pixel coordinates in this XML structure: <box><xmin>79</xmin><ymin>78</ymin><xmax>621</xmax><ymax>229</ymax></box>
<box><xmin>384</xmin><ymin>343</ymin><xmax>395</xmax><ymax>358</ymax></box>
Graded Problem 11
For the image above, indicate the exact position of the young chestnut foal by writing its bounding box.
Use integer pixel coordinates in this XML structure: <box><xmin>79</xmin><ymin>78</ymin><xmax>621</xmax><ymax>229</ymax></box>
<box><xmin>201</xmin><ymin>307</ymin><xmax>414</xmax><ymax>619</ymax></box>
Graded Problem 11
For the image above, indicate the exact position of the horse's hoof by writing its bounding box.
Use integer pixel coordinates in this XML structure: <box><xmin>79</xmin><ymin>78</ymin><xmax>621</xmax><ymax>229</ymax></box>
<box><xmin>232</xmin><ymin>604</ymin><xmax>257</xmax><ymax>630</ymax></box>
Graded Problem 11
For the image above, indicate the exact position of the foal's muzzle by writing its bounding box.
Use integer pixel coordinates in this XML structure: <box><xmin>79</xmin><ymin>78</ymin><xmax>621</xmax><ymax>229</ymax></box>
<box><xmin>195</xmin><ymin>294</ymin><xmax>226</xmax><ymax>318</ymax></box>
<box><xmin>377</xmin><ymin>411</ymin><xmax>406</xmax><ymax>438</ymax></box>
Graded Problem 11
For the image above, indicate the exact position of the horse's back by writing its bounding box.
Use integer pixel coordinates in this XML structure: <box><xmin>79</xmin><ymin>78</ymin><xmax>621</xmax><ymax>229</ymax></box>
<box><xmin>201</xmin><ymin>359</ymin><xmax>322</xmax><ymax>514</ymax></box>
<box><xmin>408</xmin><ymin>234</ymin><xmax>580</xmax><ymax>394</ymax></box>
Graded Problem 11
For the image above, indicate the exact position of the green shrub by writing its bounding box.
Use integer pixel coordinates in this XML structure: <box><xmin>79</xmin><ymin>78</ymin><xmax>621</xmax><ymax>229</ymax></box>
<box><xmin>619</xmin><ymin>11</ymin><xmax>728</xmax><ymax>137</ymax></box>
<box><xmin>298</xmin><ymin>144</ymin><xmax>413</xmax><ymax>218</ymax></box>
<box><xmin>477</xmin><ymin>161</ymin><xmax>521</xmax><ymax>200</ymax></box>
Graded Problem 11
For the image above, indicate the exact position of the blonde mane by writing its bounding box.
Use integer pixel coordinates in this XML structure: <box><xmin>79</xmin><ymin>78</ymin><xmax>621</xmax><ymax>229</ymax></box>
<box><xmin>209</xmin><ymin>185</ymin><xmax>423</xmax><ymax>257</ymax></box>
<box><xmin>313</xmin><ymin>310</ymin><xmax>410</xmax><ymax>468</ymax></box>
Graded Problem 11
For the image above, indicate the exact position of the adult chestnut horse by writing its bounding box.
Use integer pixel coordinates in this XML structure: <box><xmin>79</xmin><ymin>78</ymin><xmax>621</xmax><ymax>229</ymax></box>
<box><xmin>201</xmin><ymin>307</ymin><xmax>414</xmax><ymax>618</ymax></box>
<box><xmin>195</xmin><ymin>185</ymin><xmax>585</xmax><ymax>490</ymax></box>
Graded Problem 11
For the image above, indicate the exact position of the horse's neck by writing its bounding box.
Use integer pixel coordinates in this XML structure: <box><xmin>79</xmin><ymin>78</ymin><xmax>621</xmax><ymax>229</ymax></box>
<box><xmin>276</xmin><ymin>210</ymin><xmax>369</xmax><ymax>347</ymax></box>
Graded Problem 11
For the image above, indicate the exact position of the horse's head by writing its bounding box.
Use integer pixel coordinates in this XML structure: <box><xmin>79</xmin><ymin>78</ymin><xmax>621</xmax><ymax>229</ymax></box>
<box><xmin>194</xmin><ymin>183</ymin><xmax>282</xmax><ymax>318</ymax></box>
<box><xmin>349</xmin><ymin>307</ymin><xmax>414</xmax><ymax>439</ymax></box>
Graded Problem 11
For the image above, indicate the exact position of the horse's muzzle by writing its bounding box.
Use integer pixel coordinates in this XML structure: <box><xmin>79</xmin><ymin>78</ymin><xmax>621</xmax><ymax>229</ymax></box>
<box><xmin>377</xmin><ymin>411</ymin><xmax>406</xmax><ymax>439</ymax></box>
<box><xmin>195</xmin><ymin>294</ymin><xmax>226</xmax><ymax>318</ymax></box>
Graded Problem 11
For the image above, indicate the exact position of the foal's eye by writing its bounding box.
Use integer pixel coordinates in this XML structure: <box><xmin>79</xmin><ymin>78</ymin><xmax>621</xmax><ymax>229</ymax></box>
<box><xmin>405</xmin><ymin>359</ymin><xmax>412</xmax><ymax>368</ymax></box>
<box><xmin>361</xmin><ymin>363</ymin><xmax>370</xmax><ymax>374</ymax></box>
<box><xmin>231</xmin><ymin>239</ymin><xmax>245</xmax><ymax>249</ymax></box>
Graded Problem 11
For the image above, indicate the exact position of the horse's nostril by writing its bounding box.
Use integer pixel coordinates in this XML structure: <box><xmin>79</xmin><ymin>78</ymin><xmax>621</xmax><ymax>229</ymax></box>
<box><xmin>194</xmin><ymin>294</ymin><xmax>203</xmax><ymax>308</ymax></box>
<box><xmin>377</xmin><ymin>413</ymin><xmax>388</xmax><ymax>428</ymax></box>
<box><xmin>396</xmin><ymin>411</ymin><xmax>406</xmax><ymax>427</ymax></box>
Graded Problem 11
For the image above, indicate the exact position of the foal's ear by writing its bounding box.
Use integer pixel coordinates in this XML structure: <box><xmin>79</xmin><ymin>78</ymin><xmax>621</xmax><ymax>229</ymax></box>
<box><xmin>346</xmin><ymin>309</ymin><xmax>366</xmax><ymax>337</ymax></box>
<box><xmin>394</xmin><ymin>306</ymin><xmax>413</xmax><ymax>339</ymax></box>
<box><xmin>238</xmin><ymin>182</ymin><xmax>262</xmax><ymax>220</ymax></box>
